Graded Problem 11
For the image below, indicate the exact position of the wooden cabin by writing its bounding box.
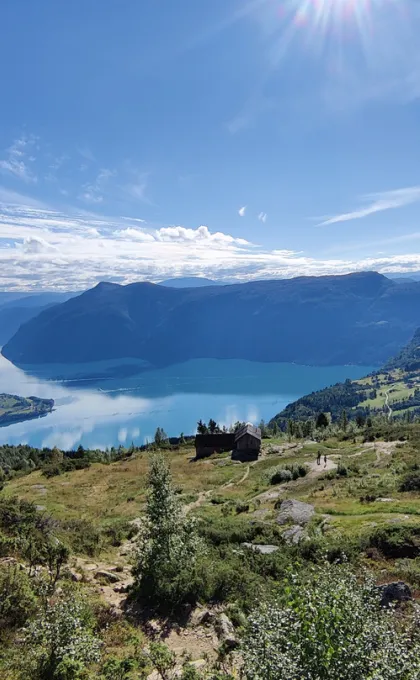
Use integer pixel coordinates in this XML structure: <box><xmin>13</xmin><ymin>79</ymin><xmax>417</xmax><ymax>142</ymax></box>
<box><xmin>195</xmin><ymin>424</ymin><xmax>262</xmax><ymax>461</ymax></box>
<box><xmin>194</xmin><ymin>433</ymin><xmax>235</xmax><ymax>460</ymax></box>
<box><xmin>232</xmin><ymin>424</ymin><xmax>262</xmax><ymax>461</ymax></box>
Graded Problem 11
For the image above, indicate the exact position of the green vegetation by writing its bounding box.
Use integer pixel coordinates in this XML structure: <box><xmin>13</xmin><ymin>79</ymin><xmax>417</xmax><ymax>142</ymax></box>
<box><xmin>4</xmin><ymin>403</ymin><xmax>420</xmax><ymax>676</ymax></box>
<box><xmin>0</xmin><ymin>393</ymin><xmax>54</xmax><ymax>427</ymax></box>
<box><xmin>243</xmin><ymin>562</ymin><xmax>420</xmax><ymax>679</ymax></box>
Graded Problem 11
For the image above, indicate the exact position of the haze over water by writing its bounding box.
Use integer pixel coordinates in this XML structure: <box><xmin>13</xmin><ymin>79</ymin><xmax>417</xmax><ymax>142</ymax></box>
<box><xmin>0</xmin><ymin>355</ymin><xmax>372</xmax><ymax>450</ymax></box>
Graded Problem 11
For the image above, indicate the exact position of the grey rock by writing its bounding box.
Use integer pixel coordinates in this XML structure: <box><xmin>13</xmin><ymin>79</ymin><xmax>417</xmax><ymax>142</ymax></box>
<box><xmin>276</xmin><ymin>499</ymin><xmax>314</xmax><ymax>526</ymax></box>
<box><xmin>94</xmin><ymin>570</ymin><xmax>121</xmax><ymax>584</ymax></box>
<box><xmin>242</xmin><ymin>543</ymin><xmax>280</xmax><ymax>554</ymax></box>
<box><xmin>215</xmin><ymin>613</ymin><xmax>239</xmax><ymax>650</ymax></box>
<box><xmin>283</xmin><ymin>525</ymin><xmax>306</xmax><ymax>545</ymax></box>
<box><xmin>113</xmin><ymin>584</ymin><xmax>130</xmax><ymax>594</ymax></box>
<box><xmin>379</xmin><ymin>581</ymin><xmax>412</xmax><ymax>607</ymax></box>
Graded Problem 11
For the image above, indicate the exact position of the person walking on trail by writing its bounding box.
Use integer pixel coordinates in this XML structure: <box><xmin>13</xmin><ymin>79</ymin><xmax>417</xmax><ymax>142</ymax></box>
<box><xmin>317</xmin><ymin>450</ymin><xmax>321</xmax><ymax>466</ymax></box>
<box><xmin>324</xmin><ymin>454</ymin><xmax>327</xmax><ymax>468</ymax></box>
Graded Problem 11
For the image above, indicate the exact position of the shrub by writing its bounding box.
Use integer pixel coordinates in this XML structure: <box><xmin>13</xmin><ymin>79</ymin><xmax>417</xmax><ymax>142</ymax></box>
<box><xmin>266</xmin><ymin>464</ymin><xmax>308</xmax><ymax>485</ymax></box>
<box><xmin>399</xmin><ymin>471</ymin><xmax>420</xmax><ymax>492</ymax></box>
<box><xmin>0</xmin><ymin>564</ymin><xmax>37</xmax><ymax>630</ymax></box>
<box><xmin>22</xmin><ymin>595</ymin><xmax>101</xmax><ymax>679</ymax></box>
<box><xmin>243</xmin><ymin>562</ymin><xmax>420</xmax><ymax>680</ymax></box>
<box><xmin>365</xmin><ymin>525</ymin><xmax>420</xmax><ymax>559</ymax></box>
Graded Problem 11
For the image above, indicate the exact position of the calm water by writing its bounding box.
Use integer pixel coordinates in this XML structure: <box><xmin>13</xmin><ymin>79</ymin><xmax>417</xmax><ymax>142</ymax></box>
<box><xmin>0</xmin><ymin>355</ymin><xmax>373</xmax><ymax>450</ymax></box>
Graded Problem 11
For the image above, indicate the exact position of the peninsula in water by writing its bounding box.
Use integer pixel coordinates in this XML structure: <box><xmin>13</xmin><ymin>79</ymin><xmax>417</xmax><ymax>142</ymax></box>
<box><xmin>0</xmin><ymin>393</ymin><xmax>54</xmax><ymax>427</ymax></box>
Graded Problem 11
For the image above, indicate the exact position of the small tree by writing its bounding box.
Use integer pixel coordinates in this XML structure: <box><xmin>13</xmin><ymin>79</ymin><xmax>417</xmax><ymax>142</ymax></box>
<box><xmin>197</xmin><ymin>419</ymin><xmax>208</xmax><ymax>435</ymax></box>
<box><xmin>133</xmin><ymin>456</ymin><xmax>203</xmax><ymax>611</ymax></box>
<box><xmin>154</xmin><ymin>427</ymin><xmax>168</xmax><ymax>447</ymax></box>
<box><xmin>316</xmin><ymin>412</ymin><xmax>329</xmax><ymax>429</ymax></box>
<box><xmin>340</xmin><ymin>409</ymin><xmax>348</xmax><ymax>432</ymax></box>
<box><xmin>208</xmin><ymin>419</ymin><xmax>219</xmax><ymax>434</ymax></box>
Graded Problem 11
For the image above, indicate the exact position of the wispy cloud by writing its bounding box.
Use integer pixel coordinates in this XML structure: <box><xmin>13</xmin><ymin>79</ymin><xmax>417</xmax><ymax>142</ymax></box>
<box><xmin>238</xmin><ymin>206</ymin><xmax>247</xmax><ymax>217</ymax></box>
<box><xmin>77</xmin><ymin>147</ymin><xmax>96</xmax><ymax>164</ymax></box>
<box><xmin>258</xmin><ymin>212</ymin><xmax>267</xmax><ymax>223</ymax></box>
<box><xmin>0</xmin><ymin>136</ymin><xmax>38</xmax><ymax>183</ymax></box>
<box><xmin>79</xmin><ymin>168</ymin><xmax>115</xmax><ymax>204</ymax></box>
<box><xmin>319</xmin><ymin>186</ymin><xmax>420</xmax><ymax>226</ymax></box>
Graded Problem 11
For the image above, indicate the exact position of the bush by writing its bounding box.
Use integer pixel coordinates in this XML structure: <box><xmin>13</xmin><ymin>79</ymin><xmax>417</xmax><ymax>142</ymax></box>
<box><xmin>243</xmin><ymin>562</ymin><xmax>420</xmax><ymax>680</ymax></box>
<box><xmin>22</xmin><ymin>594</ymin><xmax>101</xmax><ymax>679</ymax></box>
<box><xmin>365</xmin><ymin>524</ymin><xmax>420</xmax><ymax>558</ymax></box>
<box><xmin>0</xmin><ymin>564</ymin><xmax>37</xmax><ymax>631</ymax></box>
<box><xmin>267</xmin><ymin>464</ymin><xmax>308</xmax><ymax>485</ymax></box>
<box><xmin>399</xmin><ymin>471</ymin><xmax>420</xmax><ymax>492</ymax></box>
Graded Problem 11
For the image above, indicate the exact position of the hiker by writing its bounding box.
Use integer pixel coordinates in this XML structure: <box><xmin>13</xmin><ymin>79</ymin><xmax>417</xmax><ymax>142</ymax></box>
<box><xmin>324</xmin><ymin>454</ymin><xmax>327</xmax><ymax>468</ymax></box>
<box><xmin>317</xmin><ymin>450</ymin><xmax>321</xmax><ymax>466</ymax></box>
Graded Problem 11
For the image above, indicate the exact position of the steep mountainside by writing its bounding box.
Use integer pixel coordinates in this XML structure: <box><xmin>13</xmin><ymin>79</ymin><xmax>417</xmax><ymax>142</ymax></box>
<box><xmin>3</xmin><ymin>272</ymin><xmax>420</xmax><ymax>366</ymax></box>
<box><xmin>270</xmin><ymin>326</ymin><xmax>420</xmax><ymax>426</ymax></box>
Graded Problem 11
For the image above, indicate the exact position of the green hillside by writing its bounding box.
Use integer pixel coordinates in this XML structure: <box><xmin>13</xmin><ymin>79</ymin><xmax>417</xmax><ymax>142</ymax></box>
<box><xmin>270</xmin><ymin>328</ymin><xmax>420</xmax><ymax>428</ymax></box>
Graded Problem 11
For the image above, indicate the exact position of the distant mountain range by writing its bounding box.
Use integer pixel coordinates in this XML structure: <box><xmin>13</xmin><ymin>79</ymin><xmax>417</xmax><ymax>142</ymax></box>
<box><xmin>3</xmin><ymin>271</ymin><xmax>420</xmax><ymax>368</ymax></box>
<box><xmin>0</xmin><ymin>293</ymin><xmax>77</xmax><ymax>346</ymax></box>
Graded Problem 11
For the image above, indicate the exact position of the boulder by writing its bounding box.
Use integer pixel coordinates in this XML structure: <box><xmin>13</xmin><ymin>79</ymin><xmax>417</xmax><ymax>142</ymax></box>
<box><xmin>242</xmin><ymin>543</ymin><xmax>280</xmax><ymax>554</ymax></box>
<box><xmin>215</xmin><ymin>613</ymin><xmax>239</xmax><ymax>650</ymax></box>
<box><xmin>283</xmin><ymin>525</ymin><xmax>306</xmax><ymax>545</ymax></box>
<box><xmin>379</xmin><ymin>581</ymin><xmax>412</xmax><ymax>607</ymax></box>
<box><xmin>276</xmin><ymin>499</ymin><xmax>314</xmax><ymax>526</ymax></box>
<box><xmin>94</xmin><ymin>570</ymin><xmax>121</xmax><ymax>584</ymax></box>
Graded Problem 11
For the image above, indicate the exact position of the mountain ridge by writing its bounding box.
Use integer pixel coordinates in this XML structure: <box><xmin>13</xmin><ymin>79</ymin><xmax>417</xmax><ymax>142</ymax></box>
<box><xmin>3</xmin><ymin>271</ymin><xmax>420</xmax><ymax>367</ymax></box>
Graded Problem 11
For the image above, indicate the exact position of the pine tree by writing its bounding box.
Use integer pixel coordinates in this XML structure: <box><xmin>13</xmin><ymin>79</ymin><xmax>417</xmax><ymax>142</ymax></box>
<box><xmin>133</xmin><ymin>455</ymin><xmax>203</xmax><ymax>610</ymax></box>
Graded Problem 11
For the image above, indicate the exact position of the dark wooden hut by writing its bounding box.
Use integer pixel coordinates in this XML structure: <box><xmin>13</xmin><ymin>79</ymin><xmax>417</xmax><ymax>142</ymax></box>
<box><xmin>232</xmin><ymin>424</ymin><xmax>262</xmax><ymax>461</ymax></box>
<box><xmin>195</xmin><ymin>432</ymin><xmax>235</xmax><ymax>459</ymax></box>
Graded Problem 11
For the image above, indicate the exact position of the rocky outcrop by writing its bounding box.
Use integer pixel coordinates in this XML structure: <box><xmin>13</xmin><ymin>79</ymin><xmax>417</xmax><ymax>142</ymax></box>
<box><xmin>242</xmin><ymin>543</ymin><xmax>280</xmax><ymax>554</ymax></box>
<box><xmin>215</xmin><ymin>613</ymin><xmax>238</xmax><ymax>650</ymax></box>
<box><xmin>283</xmin><ymin>525</ymin><xmax>307</xmax><ymax>544</ymax></box>
<box><xmin>379</xmin><ymin>581</ymin><xmax>412</xmax><ymax>607</ymax></box>
<box><xmin>94</xmin><ymin>570</ymin><xmax>121</xmax><ymax>584</ymax></box>
<box><xmin>276</xmin><ymin>499</ymin><xmax>314</xmax><ymax>526</ymax></box>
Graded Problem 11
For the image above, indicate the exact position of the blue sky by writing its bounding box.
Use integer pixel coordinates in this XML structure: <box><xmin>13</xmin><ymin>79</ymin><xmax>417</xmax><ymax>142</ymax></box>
<box><xmin>1</xmin><ymin>0</ymin><xmax>420</xmax><ymax>290</ymax></box>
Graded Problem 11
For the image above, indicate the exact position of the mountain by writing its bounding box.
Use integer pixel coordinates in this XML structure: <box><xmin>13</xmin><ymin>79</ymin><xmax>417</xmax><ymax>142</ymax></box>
<box><xmin>270</xmin><ymin>326</ymin><xmax>420</xmax><ymax>427</ymax></box>
<box><xmin>3</xmin><ymin>271</ymin><xmax>420</xmax><ymax>367</ymax></box>
<box><xmin>159</xmin><ymin>277</ymin><xmax>223</xmax><ymax>288</ymax></box>
<box><xmin>0</xmin><ymin>293</ymin><xmax>77</xmax><ymax>346</ymax></box>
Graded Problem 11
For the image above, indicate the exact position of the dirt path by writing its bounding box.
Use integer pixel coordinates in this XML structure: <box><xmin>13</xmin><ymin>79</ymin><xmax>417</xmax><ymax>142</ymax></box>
<box><xmin>307</xmin><ymin>456</ymin><xmax>337</xmax><ymax>478</ymax></box>
<box><xmin>385</xmin><ymin>389</ymin><xmax>393</xmax><ymax>420</ymax></box>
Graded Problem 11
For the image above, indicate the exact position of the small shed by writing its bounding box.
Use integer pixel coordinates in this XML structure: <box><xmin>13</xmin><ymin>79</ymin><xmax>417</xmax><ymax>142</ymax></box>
<box><xmin>195</xmin><ymin>433</ymin><xmax>235</xmax><ymax>460</ymax></box>
<box><xmin>232</xmin><ymin>424</ymin><xmax>262</xmax><ymax>461</ymax></box>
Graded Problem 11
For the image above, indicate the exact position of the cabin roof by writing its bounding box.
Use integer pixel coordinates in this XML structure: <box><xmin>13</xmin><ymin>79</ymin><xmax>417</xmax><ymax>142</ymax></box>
<box><xmin>234</xmin><ymin>424</ymin><xmax>262</xmax><ymax>442</ymax></box>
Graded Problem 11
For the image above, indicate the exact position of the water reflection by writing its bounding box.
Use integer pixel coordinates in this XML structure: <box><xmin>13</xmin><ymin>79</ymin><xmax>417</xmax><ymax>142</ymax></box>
<box><xmin>0</xmin><ymin>355</ymin><xmax>372</xmax><ymax>450</ymax></box>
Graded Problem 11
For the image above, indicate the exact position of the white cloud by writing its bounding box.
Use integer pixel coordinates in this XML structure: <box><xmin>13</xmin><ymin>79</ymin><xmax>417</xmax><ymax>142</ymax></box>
<box><xmin>238</xmin><ymin>206</ymin><xmax>247</xmax><ymax>217</ymax></box>
<box><xmin>114</xmin><ymin>227</ymin><xmax>155</xmax><ymax>242</ymax></box>
<box><xmin>258</xmin><ymin>212</ymin><xmax>267</xmax><ymax>223</ymax></box>
<box><xmin>20</xmin><ymin>236</ymin><xmax>59</xmax><ymax>254</ymax></box>
<box><xmin>0</xmin><ymin>136</ymin><xmax>38</xmax><ymax>183</ymax></box>
<box><xmin>320</xmin><ymin>186</ymin><xmax>420</xmax><ymax>226</ymax></box>
<box><xmin>1</xmin><ymin>202</ymin><xmax>420</xmax><ymax>291</ymax></box>
<box><xmin>156</xmin><ymin>225</ymin><xmax>250</xmax><ymax>245</ymax></box>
